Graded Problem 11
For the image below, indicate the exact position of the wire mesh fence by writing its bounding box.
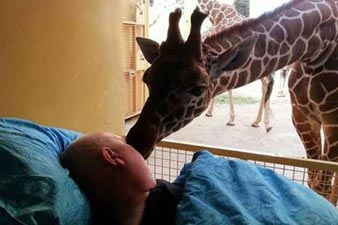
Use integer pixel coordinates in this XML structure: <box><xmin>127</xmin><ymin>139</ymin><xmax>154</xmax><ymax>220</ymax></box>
<box><xmin>147</xmin><ymin>140</ymin><xmax>338</xmax><ymax>207</ymax></box>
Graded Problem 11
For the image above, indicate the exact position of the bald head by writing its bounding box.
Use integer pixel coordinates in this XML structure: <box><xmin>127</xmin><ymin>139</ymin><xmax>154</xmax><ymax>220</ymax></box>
<box><xmin>61</xmin><ymin>132</ymin><xmax>124</xmax><ymax>173</ymax></box>
<box><xmin>60</xmin><ymin>132</ymin><xmax>156</xmax><ymax>203</ymax></box>
<box><xmin>61</xmin><ymin>133</ymin><xmax>156</xmax><ymax>225</ymax></box>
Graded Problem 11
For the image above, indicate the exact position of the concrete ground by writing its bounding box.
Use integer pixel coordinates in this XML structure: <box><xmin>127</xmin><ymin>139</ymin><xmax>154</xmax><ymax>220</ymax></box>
<box><xmin>125</xmin><ymin>74</ymin><xmax>306</xmax><ymax>158</ymax></box>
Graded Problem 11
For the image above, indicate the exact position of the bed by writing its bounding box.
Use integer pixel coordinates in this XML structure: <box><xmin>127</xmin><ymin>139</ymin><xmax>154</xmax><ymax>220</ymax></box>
<box><xmin>0</xmin><ymin>118</ymin><xmax>337</xmax><ymax>225</ymax></box>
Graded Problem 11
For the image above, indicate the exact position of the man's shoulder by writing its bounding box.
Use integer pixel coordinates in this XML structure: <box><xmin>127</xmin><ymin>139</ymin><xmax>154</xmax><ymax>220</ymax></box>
<box><xmin>152</xmin><ymin>179</ymin><xmax>182</xmax><ymax>199</ymax></box>
<box><xmin>140</xmin><ymin>179</ymin><xmax>182</xmax><ymax>225</ymax></box>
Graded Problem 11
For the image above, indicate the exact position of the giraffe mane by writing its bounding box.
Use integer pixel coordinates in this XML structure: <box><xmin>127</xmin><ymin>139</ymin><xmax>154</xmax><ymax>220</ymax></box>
<box><xmin>205</xmin><ymin>0</ymin><xmax>305</xmax><ymax>42</ymax></box>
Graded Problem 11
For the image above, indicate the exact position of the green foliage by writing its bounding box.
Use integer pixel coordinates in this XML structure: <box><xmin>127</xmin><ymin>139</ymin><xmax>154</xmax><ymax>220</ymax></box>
<box><xmin>234</xmin><ymin>0</ymin><xmax>250</xmax><ymax>17</ymax></box>
<box><xmin>215</xmin><ymin>93</ymin><xmax>259</xmax><ymax>105</ymax></box>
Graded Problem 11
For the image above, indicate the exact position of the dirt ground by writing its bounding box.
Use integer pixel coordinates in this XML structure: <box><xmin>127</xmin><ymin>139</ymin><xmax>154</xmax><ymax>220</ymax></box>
<box><xmin>125</xmin><ymin>74</ymin><xmax>306</xmax><ymax>158</ymax></box>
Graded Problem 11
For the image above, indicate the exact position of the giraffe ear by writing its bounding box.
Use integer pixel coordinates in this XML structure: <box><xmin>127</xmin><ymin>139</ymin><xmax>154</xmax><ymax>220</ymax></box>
<box><xmin>210</xmin><ymin>35</ymin><xmax>258</xmax><ymax>79</ymax></box>
<box><xmin>136</xmin><ymin>37</ymin><xmax>160</xmax><ymax>64</ymax></box>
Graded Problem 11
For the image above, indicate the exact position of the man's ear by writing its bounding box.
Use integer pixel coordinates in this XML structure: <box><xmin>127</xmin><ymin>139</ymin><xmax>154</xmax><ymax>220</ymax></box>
<box><xmin>102</xmin><ymin>147</ymin><xmax>125</xmax><ymax>166</ymax></box>
<box><xmin>209</xmin><ymin>35</ymin><xmax>258</xmax><ymax>79</ymax></box>
<box><xmin>136</xmin><ymin>37</ymin><xmax>160</xmax><ymax>64</ymax></box>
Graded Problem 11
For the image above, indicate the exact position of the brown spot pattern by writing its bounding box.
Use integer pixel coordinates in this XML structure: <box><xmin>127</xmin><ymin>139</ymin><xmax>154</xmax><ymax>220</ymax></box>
<box><xmin>280</xmin><ymin>18</ymin><xmax>302</xmax><ymax>45</ymax></box>
<box><xmin>280</xmin><ymin>42</ymin><xmax>290</xmax><ymax>55</ymax></box>
<box><xmin>318</xmin><ymin>3</ymin><xmax>331</xmax><ymax>21</ymax></box>
<box><xmin>263</xmin><ymin>56</ymin><xmax>269</xmax><ymax>65</ymax></box>
<box><xmin>268</xmin><ymin>40</ymin><xmax>280</xmax><ymax>56</ymax></box>
<box><xmin>254</xmin><ymin>35</ymin><xmax>266</xmax><ymax>58</ymax></box>
<box><xmin>270</xmin><ymin>24</ymin><xmax>285</xmax><ymax>42</ymax></box>
<box><xmin>262</xmin><ymin>58</ymin><xmax>277</xmax><ymax>77</ymax></box>
<box><xmin>251</xmin><ymin>60</ymin><xmax>262</xmax><ymax>79</ymax></box>
<box><xmin>303</xmin><ymin>11</ymin><xmax>321</xmax><ymax>39</ymax></box>
<box><xmin>262</xmin><ymin>20</ymin><xmax>274</xmax><ymax>32</ymax></box>
<box><xmin>284</xmin><ymin>9</ymin><xmax>299</xmax><ymax>17</ymax></box>
<box><xmin>278</xmin><ymin>55</ymin><xmax>290</xmax><ymax>69</ymax></box>
<box><xmin>236</xmin><ymin>71</ymin><xmax>249</xmax><ymax>87</ymax></box>
<box><xmin>303</xmin><ymin>36</ymin><xmax>321</xmax><ymax>59</ymax></box>
<box><xmin>292</xmin><ymin>39</ymin><xmax>306</xmax><ymax>60</ymax></box>
<box><xmin>228</xmin><ymin>73</ymin><xmax>237</xmax><ymax>89</ymax></box>
<box><xmin>220</xmin><ymin>75</ymin><xmax>230</xmax><ymax>86</ymax></box>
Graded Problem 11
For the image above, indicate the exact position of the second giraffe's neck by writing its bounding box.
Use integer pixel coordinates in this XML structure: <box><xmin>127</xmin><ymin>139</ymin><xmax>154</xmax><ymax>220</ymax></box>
<box><xmin>204</xmin><ymin>0</ymin><xmax>338</xmax><ymax>97</ymax></box>
<box><xmin>198</xmin><ymin>0</ymin><xmax>243</xmax><ymax>26</ymax></box>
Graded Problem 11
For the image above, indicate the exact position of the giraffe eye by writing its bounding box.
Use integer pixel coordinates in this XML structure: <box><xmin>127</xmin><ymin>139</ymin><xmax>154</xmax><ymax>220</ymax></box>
<box><xmin>188</xmin><ymin>86</ymin><xmax>206</xmax><ymax>97</ymax></box>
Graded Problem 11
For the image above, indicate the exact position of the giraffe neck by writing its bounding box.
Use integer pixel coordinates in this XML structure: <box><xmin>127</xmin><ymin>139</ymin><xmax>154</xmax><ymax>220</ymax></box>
<box><xmin>199</xmin><ymin>0</ymin><xmax>245</xmax><ymax>42</ymax></box>
<box><xmin>198</xmin><ymin>0</ymin><xmax>244</xmax><ymax>27</ymax></box>
<box><xmin>204</xmin><ymin>0</ymin><xmax>338</xmax><ymax>97</ymax></box>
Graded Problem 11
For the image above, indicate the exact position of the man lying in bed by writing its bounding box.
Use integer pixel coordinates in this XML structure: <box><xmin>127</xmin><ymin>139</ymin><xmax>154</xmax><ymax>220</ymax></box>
<box><xmin>60</xmin><ymin>132</ymin><xmax>182</xmax><ymax>225</ymax></box>
<box><xmin>61</xmin><ymin>132</ymin><xmax>338</xmax><ymax>225</ymax></box>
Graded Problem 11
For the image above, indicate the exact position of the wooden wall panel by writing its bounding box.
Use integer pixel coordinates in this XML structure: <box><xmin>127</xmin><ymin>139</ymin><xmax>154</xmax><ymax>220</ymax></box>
<box><xmin>122</xmin><ymin>0</ymin><xmax>148</xmax><ymax>118</ymax></box>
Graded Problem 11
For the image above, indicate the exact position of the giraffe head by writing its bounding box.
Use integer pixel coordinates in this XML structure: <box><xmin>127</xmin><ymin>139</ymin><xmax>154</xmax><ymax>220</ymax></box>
<box><xmin>126</xmin><ymin>8</ymin><xmax>257</xmax><ymax>158</ymax></box>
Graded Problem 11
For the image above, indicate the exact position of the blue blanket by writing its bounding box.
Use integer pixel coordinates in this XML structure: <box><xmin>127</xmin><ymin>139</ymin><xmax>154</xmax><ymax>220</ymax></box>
<box><xmin>0</xmin><ymin>118</ymin><xmax>91</xmax><ymax>225</ymax></box>
<box><xmin>174</xmin><ymin>151</ymin><xmax>338</xmax><ymax>225</ymax></box>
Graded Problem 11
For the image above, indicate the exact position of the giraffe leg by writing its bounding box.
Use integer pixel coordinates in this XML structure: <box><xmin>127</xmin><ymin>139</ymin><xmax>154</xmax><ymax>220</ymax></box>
<box><xmin>313</xmin><ymin>155</ymin><xmax>334</xmax><ymax>202</ymax></box>
<box><xmin>205</xmin><ymin>98</ymin><xmax>215</xmax><ymax>117</ymax></box>
<box><xmin>251</xmin><ymin>97</ymin><xmax>263</xmax><ymax>128</ymax></box>
<box><xmin>291</xmin><ymin>105</ymin><xmax>322</xmax><ymax>190</ymax></box>
<box><xmin>226</xmin><ymin>90</ymin><xmax>235</xmax><ymax>126</ymax></box>
<box><xmin>263</xmin><ymin>98</ymin><xmax>272</xmax><ymax>133</ymax></box>
<box><xmin>318</xmin><ymin>125</ymin><xmax>338</xmax><ymax>204</ymax></box>
<box><xmin>307</xmin><ymin>141</ymin><xmax>337</xmax><ymax>204</ymax></box>
<box><xmin>263</xmin><ymin>75</ymin><xmax>274</xmax><ymax>132</ymax></box>
<box><xmin>330</xmin><ymin>173</ymin><xmax>338</xmax><ymax>206</ymax></box>
<box><xmin>277</xmin><ymin>69</ymin><xmax>287</xmax><ymax>97</ymax></box>
<box><xmin>252</xmin><ymin>79</ymin><xmax>265</xmax><ymax>128</ymax></box>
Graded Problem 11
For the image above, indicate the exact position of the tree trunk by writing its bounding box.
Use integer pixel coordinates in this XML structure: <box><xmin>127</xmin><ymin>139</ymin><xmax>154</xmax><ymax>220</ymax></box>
<box><xmin>234</xmin><ymin>0</ymin><xmax>250</xmax><ymax>17</ymax></box>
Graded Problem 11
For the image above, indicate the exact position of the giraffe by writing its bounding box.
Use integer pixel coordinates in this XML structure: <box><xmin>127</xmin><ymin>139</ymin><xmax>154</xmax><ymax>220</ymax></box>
<box><xmin>198</xmin><ymin>0</ymin><xmax>275</xmax><ymax>131</ymax></box>
<box><xmin>126</xmin><ymin>0</ymin><xmax>338</xmax><ymax>203</ymax></box>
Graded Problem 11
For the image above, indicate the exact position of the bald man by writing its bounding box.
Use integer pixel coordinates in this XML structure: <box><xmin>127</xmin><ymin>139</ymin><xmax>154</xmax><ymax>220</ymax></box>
<box><xmin>60</xmin><ymin>133</ymin><xmax>182</xmax><ymax>225</ymax></box>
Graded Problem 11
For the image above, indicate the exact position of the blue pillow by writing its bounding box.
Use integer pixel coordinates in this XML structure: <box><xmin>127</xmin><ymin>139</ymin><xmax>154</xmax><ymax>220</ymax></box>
<box><xmin>0</xmin><ymin>118</ymin><xmax>91</xmax><ymax>225</ymax></box>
